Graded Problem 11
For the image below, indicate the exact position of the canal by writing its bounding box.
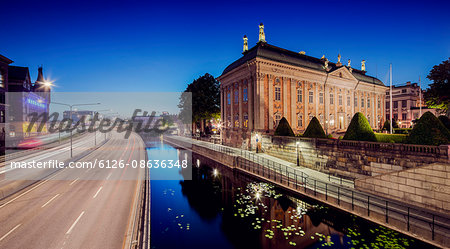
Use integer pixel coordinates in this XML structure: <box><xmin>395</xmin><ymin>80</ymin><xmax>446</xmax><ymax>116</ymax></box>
<box><xmin>147</xmin><ymin>141</ymin><xmax>436</xmax><ymax>249</ymax></box>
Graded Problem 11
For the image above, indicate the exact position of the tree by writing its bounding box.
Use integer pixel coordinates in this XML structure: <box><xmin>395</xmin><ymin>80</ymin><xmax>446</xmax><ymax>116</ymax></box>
<box><xmin>343</xmin><ymin>112</ymin><xmax>376</xmax><ymax>142</ymax></box>
<box><xmin>178</xmin><ymin>73</ymin><xmax>220</xmax><ymax>130</ymax></box>
<box><xmin>382</xmin><ymin>119</ymin><xmax>399</xmax><ymax>131</ymax></box>
<box><xmin>303</xmin><ymin>117</ymin><xmax>326</xmax><ymax>138</ymax></box>
<box><xmin>424</xmin><ymin>58</ymin><xmax>450</xmax><ymax>115</ymax></box>
<box><xmin>438</xmin><ymin>115</ymin><xmax>450</xmax><ymax>131</ymax></box>
<box><xmin>274</xmin><ymin>117</ymin><xmax>295</xmax><ymax>136</ymax></box>
<box><xmin>407</xmin><ymin>111</ymin><xmax>450</xmax><ymax>145</ymax></box>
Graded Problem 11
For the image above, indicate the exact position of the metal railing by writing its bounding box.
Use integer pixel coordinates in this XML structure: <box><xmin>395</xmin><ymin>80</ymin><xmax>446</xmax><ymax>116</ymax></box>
<box><xmin>166</xmin><ymin>135</ymin><xmax>450</xmax><ymax>246</ymax></box>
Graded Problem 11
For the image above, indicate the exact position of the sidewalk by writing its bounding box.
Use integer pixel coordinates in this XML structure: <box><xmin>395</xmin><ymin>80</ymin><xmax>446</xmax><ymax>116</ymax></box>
<box><xmin>173</xmin><ymin>136</ymin><xmax>354</xmax><ymax>188</ymax></box>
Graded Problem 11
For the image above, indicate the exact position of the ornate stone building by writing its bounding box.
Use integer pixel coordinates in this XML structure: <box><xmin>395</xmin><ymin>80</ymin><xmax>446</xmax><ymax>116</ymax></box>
<box><xmin>218</xmin><ymin>24</ymin><xmax>387</xmax><ymax>147</ymax></box>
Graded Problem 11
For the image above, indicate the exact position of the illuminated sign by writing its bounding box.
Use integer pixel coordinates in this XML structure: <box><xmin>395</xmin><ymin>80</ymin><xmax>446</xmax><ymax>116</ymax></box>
<box><xmin>27</xmin><ymin>98</ymin><xmax>46</xmax><ymax>109</ymax></box>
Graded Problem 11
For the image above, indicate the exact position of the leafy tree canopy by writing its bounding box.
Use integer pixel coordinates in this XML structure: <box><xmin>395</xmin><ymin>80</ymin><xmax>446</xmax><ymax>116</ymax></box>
<box><xmin>274</xmin><ymin>117</ymin><xmax>295</xmax><ymax>136</ymax></box>
<box><xmin>178</xmin><ymin>73</ymin><xmax>220</xmax><ymax>124</ymax></box>
<box><xmin>424</xmin><ymin>58</ymin><xmax>450</xmax><ymax>115</ymax></box>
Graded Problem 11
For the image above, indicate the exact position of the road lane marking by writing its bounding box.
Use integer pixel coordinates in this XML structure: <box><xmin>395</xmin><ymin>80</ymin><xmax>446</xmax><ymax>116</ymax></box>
<box><xmin>66</xmin><ymin>211</ymin><xmax>84</xmax><ymax>235</ymax></box>
<box><xmin>0</xmin><ymin>224</ymin><xmax>21</xmax><ymax>242</ymax></box>
<box><xmin>93</xmin><ymin>186</ymin><xmax>103</xmax><ymax>199</ymax></box>
<box><xmin>0</xmin><ymin>169</ymin><xmax>66</xmax><ymax>209</ymax></box>
<box><xmin>69</xmin><ymin>178</ymin><xmax>79</xmax><ymax>186</ymax></box>
<box><xmin>106</xmin><ymin>172</ymin><xmax>112</xmax><ymax>180</ymax></box>
<box><xmin>41</xmin><ymin>194</ymin><xmax>60</xmax><ymax>208</ymax></box>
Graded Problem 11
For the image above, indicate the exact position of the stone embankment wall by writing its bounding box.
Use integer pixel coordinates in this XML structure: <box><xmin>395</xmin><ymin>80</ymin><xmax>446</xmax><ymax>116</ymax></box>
<box><xmin>355</xmin><ymin>163</ymin><xmax>450</xmax><ymax>214</ymax></box>
<box><xmin>257</xmin><ymin>135</ymin><xmax>450</xmax><ymax>180</ymax></box>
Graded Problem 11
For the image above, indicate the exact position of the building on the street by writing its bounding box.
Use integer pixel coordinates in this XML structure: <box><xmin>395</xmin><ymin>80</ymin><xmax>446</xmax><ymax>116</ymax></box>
<box><xmin>385</xmin><ymin>81</ymin><xmax>441</xmax><ymax>128</ymax></box>
<box><xmin>0</xmin><ymin>55</ymin><xmax>13</xmax><ymax>151</ymax></box>
<box><xmin>218</xmin><ymin>24</ymin><xmax>387</xmax><ymax>147</ymax></box>
<box><xmin>1</xmin><ymin>56</ymin><xmax>52</xmax><ymax>147</ymax></box>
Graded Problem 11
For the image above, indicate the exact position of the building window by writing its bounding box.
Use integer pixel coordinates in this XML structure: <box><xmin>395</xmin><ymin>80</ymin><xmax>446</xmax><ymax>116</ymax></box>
<box><xmin>243</xmin><ymin>113</ymin><xmax>248</xmax><ymax>128</ymax></box>
<box><xmin>0</xmin><ymin>111</ymin><xmax>4</xmax><ymax>123</ymax></box>
<box><xmin>378</xmin><ymin>100</ymin><xmax>381</xmax><ymax>109</ymax></box>
<box><xmin>0</xmin><ymin>72</ymin><xmax>3</xmax><ymax>88</ymax></box>
<box><xmin>274</xmin><ymin>114</ymin><xmax>281</xmax><ymax>127</ymax></box>
<box><xmin>367</xmin><ymin>98</ymin><xmax>370</xmax><ymax>108</ymax></box>
<box><xmin>309</xmin><ymin>91</ymin><xmax>314</xmax><ymax>104</ymax></box>
<box><xmin>386</xmin><ymin>102</ymin><xmax>390</xmax><ymax>108</ymax></box>
<box><xmin>330</xmin><ymin>93</ymin><xmax>334</xmax><ymax>105</ymax></box>
<box><xmin>319</xmin><ymin>92</ymin><xmax>323</xmax><ymax>104</ymax></box>
<box><xmin>402</xmin><ymin>89</ymin><xmax>407</xmax><ymax>93</ymax></box>
<box><xmin>361</xmin><ymin>97</ymin><xmax>364</xmax><ymax>108</ymax></box>
<box><xmin>297</xmin><ymin>89</ymin><xmax>302</xmax><ymax>103</ymax></box>
<box><xmin>354</xmin><ymin>96</ymin><xmax>358</xmax><ymax>107</ymax></box>
<box><xmin>275</xmin><ymin>87</ymin><xmax>281</xmax><ymax>101</ymax></box>
<box><xmin>339</xmin><ymin>95</ymin><xmax>343</xmax><ymax>106</ymax></box>
<box><xmin>227</xmin><ymin>93</ymin><xmax>231</xmax><ymax>105</ymax></box>
<box><xmin>330</xmin><ymin>114</ymin><xmax>335</xmax><ymax>127</ymax></box>
<box><xmin>234</xmin><ymin>114</ymin><xmax>239</xmax><ymax>127</ymax></box>
<box><xmin>234</xmin><ymin>90</ymin><xmax>239</xmax><ymax>104</ymax></box>
<box><xmin>347</xmin><ymin>114</ymin><xmax>351</xmax><ymax>126</ymax></box>
<box><xmin>227</xmin><ymin>116</ymin><xmax>231</xmax><ymax>127</ymax></box>
<box><xmin>243</xmin><ymin>88</ymin><xmax>248</xmax><ymax>102</ymax></box>
<box><xmin>309</xmin><ymin>114</ymin><xmax>314</xmax><ymax>121</ymax></box>
<box><xmin>394</xmin><ymin>101</ymin><xmax>398</xmax><ymax>108</ymax></box>
<box><xmin>347</xmin><ymin>96</ymin><xmax>350</xmax><ymax>106</ymax></box>
<box><xmin>319</xmin><ymin>114</ymin><xmax>324</xmax><ymax>125</ymax></box>
<box><xmin>394</xmin><ymin>114</ymin><xmax>398</xmax><ymax>120</ymax></box>
<box><xmin>368</xmin><ymin>115</ymin><xmax>371</xmax><ymax>125</ymax></box>
<box><xmin>402</xmin><ymin>100</ymin><xmax>407</xmax><ymax>108</ymax></box>
<box><xmin>298</xmin><ymin>114</ymin><xmax>303</xmax><ymax>127</ymax></box>
<box><xmin>402</xmin><ymin>113</ymin><xmax>407</xmax><ymax>120</ymax></box>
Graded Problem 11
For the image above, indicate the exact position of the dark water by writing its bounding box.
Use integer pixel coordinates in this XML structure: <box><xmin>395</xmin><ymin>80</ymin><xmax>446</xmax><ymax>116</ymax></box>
<box><xmin>148</xmin><ymin>142</ymin><xmax>436</xmax><ymax>249</ymax></box>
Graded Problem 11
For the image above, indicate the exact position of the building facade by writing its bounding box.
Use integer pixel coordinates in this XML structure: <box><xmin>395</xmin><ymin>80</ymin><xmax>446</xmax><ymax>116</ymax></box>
<box><xmin>218</xmin><ymin>24</ymin><xmax>387</xmax><ymax>147</ymax></box>
<box><xmin>0</xmin><ymin>55</ymin><xmax>52</xmax><ymax>147</ymax></box>
<box><xmin>385</xmin><ymin>81</ymin><xmax>440</xmax><ymax>128</ymax></box>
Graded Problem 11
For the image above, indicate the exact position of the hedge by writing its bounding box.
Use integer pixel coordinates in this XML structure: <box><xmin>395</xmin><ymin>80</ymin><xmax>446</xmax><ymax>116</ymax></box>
<box><xmin>343</xmin><ymin>112</ymin><xmax>376</xmax><ymax>142</ymax></box>
<box><xmin>407</xmin><ymin>111</ymin><xmax>450</xmax><ymax>145</ymax></box>
<box><xmin>375</xmin><ymin>133</ymin><xmax>408</xmax><ymax>143</ymax></box>
<box><xmin>303</xmin><ymin>117</ymin><xmax>326</xmax><ymax>138</ymax></box>
<box><xmin>274</xmin><ymin>117</ymin><xmax>295</xmax><ymax>136</ymax></box>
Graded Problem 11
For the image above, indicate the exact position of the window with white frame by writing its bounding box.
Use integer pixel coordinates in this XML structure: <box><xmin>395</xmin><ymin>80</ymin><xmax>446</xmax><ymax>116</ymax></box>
<box><xmin>330</xmin><ymin>93</ymin><xmax>334</xmax><ymax>105</ymax></box>
<box><xmin>309</xmin><ymin>91</ymin><xmax>314</xmax><ymax>103</ymax></box>
<box><xmin>339</xmin><ymin>95</ymin><xmax>343</xmax><ymax>106</ymax></box>
<box><xmin>319</xmin><ymin>92</ymin><xmax>323</xmax><ymax>104</ymax></box>
<box><xmin>361</xmin><ymin>97</ymin><xmax>365</xmax><ymax>108</ymax></box>
<box><xmin>347</xmin><ymin>96</ymin><xmax>351</xmax><ymax>106</ymax></box>
<box><xmin>367</xmin><ymin>98</ymin><xmax>370</xmax><ymax>108</ymax></box>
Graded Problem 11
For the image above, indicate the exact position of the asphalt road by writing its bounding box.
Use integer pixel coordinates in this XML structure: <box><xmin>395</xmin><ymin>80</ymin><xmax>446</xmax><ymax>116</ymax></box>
<box><xmin>0</xmin><ymin>131</ymin><xmax>146</xmax><ymax>249</ymax></box>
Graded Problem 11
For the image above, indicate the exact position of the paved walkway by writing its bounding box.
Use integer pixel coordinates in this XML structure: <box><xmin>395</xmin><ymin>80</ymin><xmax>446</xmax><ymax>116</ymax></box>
<box><xmin>172</xmin><ymin>136</ymin><xmax>354</xmax><ymax>188</ymax></box>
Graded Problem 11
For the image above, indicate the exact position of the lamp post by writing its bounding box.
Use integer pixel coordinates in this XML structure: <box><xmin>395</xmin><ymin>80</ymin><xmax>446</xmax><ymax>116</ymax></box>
<box><xmin>92</xmin><ymin>109</ymin><xmax>111</xmax><ymax>145</ymax></box>
<box><xmin>100</xmin><ymin>112</ymin><xmax>118</xmax><ymax>141</ymax></box>
<box><xmin>52</xmin><ymin>102</ymin><xmax>101</xmax><ymax>157</ymax></box>
<box><xmin>296</xmin><ymin>141</ymin><xmax>300</xmax><ymax>166</ymax></box>
<box><xmin>256</xmin><ymin>134</ymin><xmax>259</xmax><ymax>153</ymax></box>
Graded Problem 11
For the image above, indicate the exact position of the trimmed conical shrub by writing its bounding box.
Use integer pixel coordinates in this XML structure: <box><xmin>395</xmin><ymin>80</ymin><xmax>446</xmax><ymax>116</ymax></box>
<box><xmin>303</xmin><ymin>117</ymin><xmax>326</xmax><ymax>138</ymax></box>
<box><xmin>438</xmin><ymin>115</ymin><xmax>450</xmax><ymax>131</ymax></box>
<box><xmin>343</xmin><ymin>112</ymin><xmax>376</xmax><ymax>142</ymax></box>
<box><xmin>274</xmin><ymin>117</ymin><xmax>295</xmax><ymax>136</ymax></box>
<box><xmin>408</xmin><ymin>112</ymin><xmax>450</xmax><ymax>145</ymax></box>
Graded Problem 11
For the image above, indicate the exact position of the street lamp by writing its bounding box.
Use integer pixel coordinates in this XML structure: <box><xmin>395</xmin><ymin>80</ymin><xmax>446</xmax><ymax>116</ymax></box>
<box><xmin>52</xmin><ymin>102</ymin><xmax>101</xmax><ymax>157</ymax></box>
<box><xmin>92</xmin><ymin>109</ymin><xmax>111</xmax><ymax>145</ymax></box>
<box><xmin>296</xmin><ymin>141</ymin><xmax>300</xmax><ymax>166</ymax></box>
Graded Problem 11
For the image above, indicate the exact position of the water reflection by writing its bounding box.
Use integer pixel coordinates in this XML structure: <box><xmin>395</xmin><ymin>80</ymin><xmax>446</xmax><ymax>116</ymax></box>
<box><xmin>150</xmin><ymin>142</ymin><xmax>434</xmax><ymax>249</ymax></box>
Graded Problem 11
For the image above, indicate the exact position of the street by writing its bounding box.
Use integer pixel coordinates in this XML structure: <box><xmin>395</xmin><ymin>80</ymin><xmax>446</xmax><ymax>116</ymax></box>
<box><xmin>0</xmin><ymin>131</ymin><xmax>145</xmax><ymax>249</ymax></box>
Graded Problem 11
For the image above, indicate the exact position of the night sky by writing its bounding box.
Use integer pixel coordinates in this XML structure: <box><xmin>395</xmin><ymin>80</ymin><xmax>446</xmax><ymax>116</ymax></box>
<box><xmin>1</xmin><ymin>0</ymin><xmax>449</xmax><ymax>92</ymax></box>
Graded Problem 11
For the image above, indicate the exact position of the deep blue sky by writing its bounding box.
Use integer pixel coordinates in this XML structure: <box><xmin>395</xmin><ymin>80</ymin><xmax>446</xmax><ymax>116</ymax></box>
<box><xmin>1</xmin><ymin>0</ymin><xmax>449</xmax><ymax>92</ymax></box>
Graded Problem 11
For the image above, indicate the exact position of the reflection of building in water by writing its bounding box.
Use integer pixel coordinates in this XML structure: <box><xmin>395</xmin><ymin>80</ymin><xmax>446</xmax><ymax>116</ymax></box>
<box><xmin>260</xmin><ymin>195</ymin><xmax>344</xmax><ymax>248</ymax></box>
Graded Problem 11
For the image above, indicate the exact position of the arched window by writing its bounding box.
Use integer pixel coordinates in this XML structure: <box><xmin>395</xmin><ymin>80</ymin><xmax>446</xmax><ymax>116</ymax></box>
<box><xmin>243</xmin><ymin>113</ymin><xmax>248</xmax><ymax>128</ymax></box>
